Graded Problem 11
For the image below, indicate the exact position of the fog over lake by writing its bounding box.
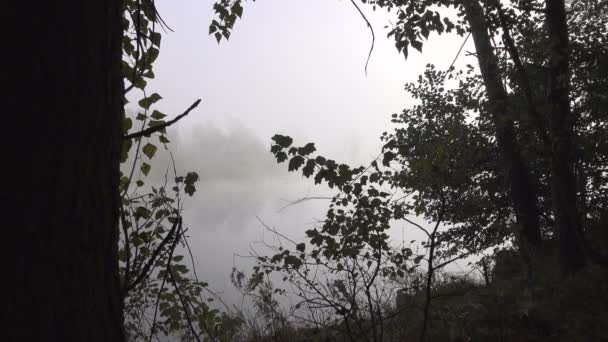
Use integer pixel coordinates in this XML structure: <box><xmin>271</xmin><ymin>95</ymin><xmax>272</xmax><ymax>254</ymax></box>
<box><xmin>128</xmin><ymin>0</ymin><xmax>474</xmax><ymax>304</ymax></box>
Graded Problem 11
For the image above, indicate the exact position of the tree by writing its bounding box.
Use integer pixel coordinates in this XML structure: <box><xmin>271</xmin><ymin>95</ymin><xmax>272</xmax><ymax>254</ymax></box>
<box><xmin>7</xmin><ymin>1</ymin><xmax>216</xmax><ymax>341</ymax></box>
<box><xmin>213</xmin><ymin>0</ymin><xmax>608</xmax><ymax>339</ymax></box>
<box><xmin>7</xmin><ymin>1</ymin><xmax>126</xmax><ymax>341</ymax></box>
<box><xmin>212</xmin><ymin>0</ymin><xmax>605</xmax><ymax>276</ymax></box>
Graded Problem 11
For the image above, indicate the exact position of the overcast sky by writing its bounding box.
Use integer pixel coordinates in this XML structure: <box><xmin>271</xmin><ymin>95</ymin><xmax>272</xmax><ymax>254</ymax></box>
<box><xmin>128</xmin><ymin>0</ymin><xmax>475</xmax><ymax>302</ymax></box>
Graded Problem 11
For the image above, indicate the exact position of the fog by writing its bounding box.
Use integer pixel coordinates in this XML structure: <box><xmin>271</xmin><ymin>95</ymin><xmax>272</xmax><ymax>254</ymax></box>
<box><xmin>127</xmin><ymin>0</ymin><xmax>475</xmax><ymax>303</ymax></box>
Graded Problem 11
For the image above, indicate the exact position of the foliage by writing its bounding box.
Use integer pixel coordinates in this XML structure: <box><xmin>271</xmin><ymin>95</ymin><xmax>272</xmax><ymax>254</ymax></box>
<box><xmin>210</xmin><ymin>0</ymin><xmax>608</xmax><ymax>340</ymax></box>
<box><xmin>119</xmin><ymin>1</ymin><xmax>241</xmax><ymax>341</ymax></box>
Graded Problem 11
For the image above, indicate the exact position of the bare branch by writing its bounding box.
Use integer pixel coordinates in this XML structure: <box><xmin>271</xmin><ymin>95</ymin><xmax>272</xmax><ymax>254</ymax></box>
<box><xmin>349</xmin><ymin>0</ymin><xmax>375</xmax><ymax>76</ymax></box>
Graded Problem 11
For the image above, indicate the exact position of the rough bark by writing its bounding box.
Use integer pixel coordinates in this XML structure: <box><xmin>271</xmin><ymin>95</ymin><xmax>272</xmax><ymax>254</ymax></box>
<box><xmin>544</xmin><ymin>0</ymin><xmax>587</xmax><ymax>274</ymax></box>
<box><xmin>461</xmin><ymin>0</ymin><xmax>543</xmax><ymax>247</ymax></box>
<box><xmin>7</xmin><ymin>1</ymin><xmax>126</xmax><ymax>341</ymax></box>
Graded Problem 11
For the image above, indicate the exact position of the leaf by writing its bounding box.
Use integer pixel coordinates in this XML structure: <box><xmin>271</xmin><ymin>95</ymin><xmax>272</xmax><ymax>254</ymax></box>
<box><xmin>122</xmin><ymin>117</ymin><xmax>133</xmax><ymax>133</ymax></box>
<box><xmin>142</xmin><ymin>143</ymin><xmax>157</xmax><ymax>159</ymax></box>
<box><xmin>232</xmin><ymin>2</ymin><xmax>243</xmax><ymax>18</ymax></box>
<box><xmin>135</xmin><ymin>206</ymin><xmax>152</xmax><ymax>220</ymax></box>
<box><xmin>159</xmin><ymin>135</ymin><xmax>170</xmax><ymax>144</ymax></box>
<box><xmin>138</xmin><ymin>93</ymin><xmax>162</xmax><ymax>109</ymax></box>
<box><xmin>288</xmin><ymin>155</ymin><xmax>305</xmax><ymax>171</ymax></box>
<box><xmin>185</xmin><ymin>172</ymin><xmax>199</xmax><ymax>185</ymax></box>
<box><xmin>120</xmin><ymin>140</ymin><xmax>131</xmax><ymax>163</ymax></box>
<box><xmin>411</xmin><ymin>40</ymin><xmax>423</xmax><ymax>52</ymax></box>
<box><xmin>271</xmin><ymin>134</ymin><xmax>293</xmax><ymax>148</ymax></box>
<box><xmin>185</xmin><ymin>184</ymin><xmax>196</xmax><ymax>196</ymax></box>
<box><xmin>133</xmin><ymin>77</ymin><xmax>147</xmax><ymax>90</ymax></box>
<box><xmin>382</xmin><ymin>151</ymin><xmax>395</xmax><ymax>167</ymax></box>
<box><xmin>141</xmin><ymin>162</ymin><xmax>151</xmax><ymax>176</ymax></box>
<box><xmin>150</xmin><ymin>31</ymin><xmax>161</xmax><ymax>46</ymax></box>
<box><xmin>299</xmin><ymin>142</ymin><xmax>316</xmax><ymax>156</ymax></box>
<box><xmin>302</xmin><ymin>159</ymin><xmax>316</xmax><ymax>178</ymax></box>
<box><xmin>284</xmin><ymin>255</ymin><xmax>303</xmax><ymax>269</ymax></box>
<box><xmin>270</xmin><ymin>144</ymin><xmax>282</xmax><ymax>154</ymax></box>
<box><xmin>150</xmin><ymin>110</ymin><xmax>166</xmax><ymax>120</ymax></box>
<box><xmin>276</xmin><ymin>151</ymin><xmax>288</xmax><ymax>163</ymax></box>
<box><xmin>147</xmin><ymin>47</ymin><xmax>160</xmax><ymax>64</ymax></box>
<box><xmin>421</xmin><ymin>27</ymin><xmax>430</xmax><ymax>39</ymax></box>
<box><xmin>296</xmin><ymin>243</ymin><xmax>305</xmax><ymax>252</ymax></box>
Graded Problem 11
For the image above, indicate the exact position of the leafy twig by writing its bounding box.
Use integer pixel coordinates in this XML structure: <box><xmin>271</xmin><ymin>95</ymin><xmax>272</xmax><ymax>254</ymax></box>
<box><xmin>124</xmin><ymin>99</ymin><xmax>201</xmax><ymax>140</ymax></box>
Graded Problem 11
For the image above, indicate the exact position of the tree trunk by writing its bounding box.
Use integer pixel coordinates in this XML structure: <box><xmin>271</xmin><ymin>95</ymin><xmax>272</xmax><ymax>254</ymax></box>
<box><xmin>544</xmin><ymin>0</ymin><xmax>587</xmax><ymax>274</ymax></box>
<box><xmin>7</xmin><ymin>1</ymin><xmax>126</xmax><ymax>341</ymax></box>
<box><xmin>461</xmin><ymin>0</ymin><xmax>543</xmax><ymax>248</ymax></box>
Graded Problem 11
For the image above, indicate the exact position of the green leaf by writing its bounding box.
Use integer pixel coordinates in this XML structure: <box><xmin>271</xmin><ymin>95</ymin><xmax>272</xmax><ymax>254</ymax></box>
<box><xmin>159</xmin><ymin>135</ymin><xmax>170</xmax><ymax>144</ymax></box>
<box><xmin>150</xmin><ymin>31</ymin><xmax>161</xmax><ymax>46</ymax></box>
<box><xmin>142</xmin><ymin>70</ymin><xmax>155</xmax><ymax>79</ymax></box>
<box><xmin>119</xmin><ymin>176</ymin><xmax>129</xmax><ymax>191</ymax></box>
<box><xmin>142</xmin><ymin>143</ymin><xmax>157</xmax><ymax>159</ymax></box>
<box><xmin>147</xmin><ymin>47</ymin><xmax>160</xmax><ymax>64</ymax></box>
<box><xmin>232</xmin><ymin>2</ymin><xmax>243</xmax><ymax>18</ymax></box>
<box><xmin>135</xmin><ymin>206</ymin><xmax>152</xmax><ymax>219</ymax></box>
<box><xmin>150</xmin><ymin>110</ymin><xmax>167</xmax><ymax>120</ymax></box>
<box><xmin>296</xmin><ymin>243</ymin><xmax>305</xmax><ymax>252</ymax></box>
<box><xmin>148</xmin><ymin>120</ymin><xmax>165</xmax><ymax>129</ymax></box>
<box><xmin>120</xmin><ymin>140</ymin><xmax>132</xmax><ymax>163</ymax></box>
<box><xmin>138</xmin><ymin>93</ymin><xmax>162</xmax><ymax>109</ymax></box>
<box><xmin>141</xmin><ymin>162</ymin><xmax>151</xmax><ymax>176</ymax></box>
<box><xmin>122</xmin><ymin>117</ymin><xmax>133</xmax><ymax>133</ymax></box>
<box><xmin>133</xmin><ymin>77</ymin><xmax>147</xmax><ymax>90</ymax></box>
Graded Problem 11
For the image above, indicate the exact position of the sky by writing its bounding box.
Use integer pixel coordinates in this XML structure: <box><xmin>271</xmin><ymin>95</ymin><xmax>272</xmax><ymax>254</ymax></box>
<box><xmin>128</xmin><ymin>0</ymin><xmax>476</xmax><ymax>303</ymax></box>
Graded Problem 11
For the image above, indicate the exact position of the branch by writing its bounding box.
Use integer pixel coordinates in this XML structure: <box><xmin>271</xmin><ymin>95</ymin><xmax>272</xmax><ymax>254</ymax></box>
<box><xmin>433</xmin><ymin>251</ymin><xmax>474</xmax><ymax>271</ymax></box>
<box><xmin>123</xmin><ymin>99</ymin><xmax>201</xmax><ymax>140</ymax></box>
<box><xmin>446</xmin><ymin>32</ymin><xmax>471</xmax><ymax>73</ymax></box>
<box><xmin>148</xmin><ymin>218</ymin><xmax>183</xmax><ymax>342</ymax></box>
<box><xmin>125</xmin><ymin>217</ymin><xmax>181</xmax><ymax>293</ymax></box>
<box><xmin>404</xmin><ymin>217</ymin><xmax>430</xmax><ymax>238</ymax></box>
<box><xmin>350</xmin><ymin>0</ymin><xmax>375</xmax><ymax>76</ymax></box>
<box><xmin>278</xmin><ymin>195</ymin><xmax>332</xmax><ymax>212</ymax></box>
<box><xmin>496</xmin><ymin>6</ymin><xmax>551</xmax><ymax>147</ymax></box>
<box><xmin>168</xmin><ymin>263</ymin><xmax>205</xmax><ymax>342</ymax></box>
